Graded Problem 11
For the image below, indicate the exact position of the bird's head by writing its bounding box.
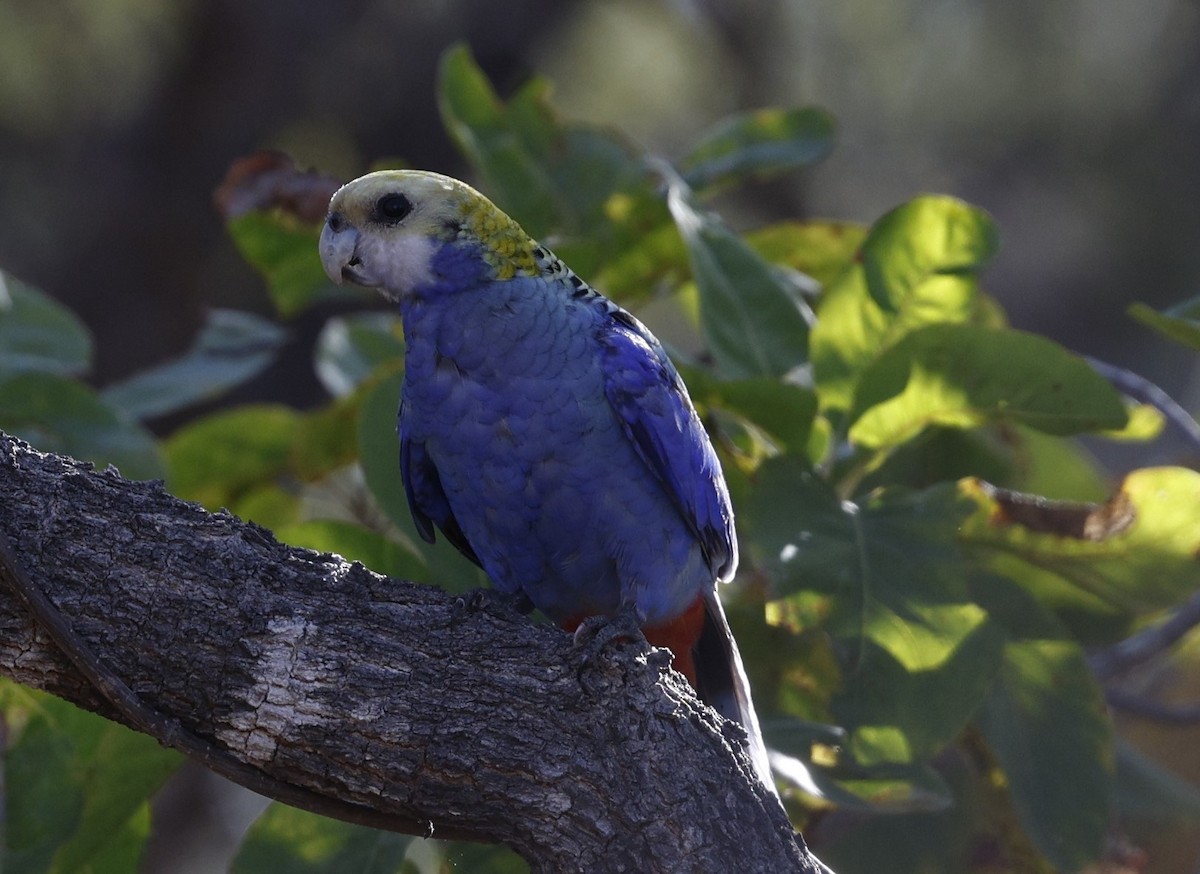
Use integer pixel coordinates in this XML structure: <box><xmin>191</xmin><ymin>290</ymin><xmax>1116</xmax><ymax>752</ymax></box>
<box><xmin>319</xmin><ymin>169</ymin><xmax>539</xmax><ymax>300</ymax></box>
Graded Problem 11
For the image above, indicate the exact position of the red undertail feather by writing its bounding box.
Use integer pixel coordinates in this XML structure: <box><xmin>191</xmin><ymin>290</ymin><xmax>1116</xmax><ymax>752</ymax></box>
<box><xmin>641</xmin><ymin>596</ymin><xmax>707</xmax><ymax>686</ymax></box>
<box><xmin>559</xmin><ymin>597</ymin><xmax>707</xmax><ymax>686</ymax></box>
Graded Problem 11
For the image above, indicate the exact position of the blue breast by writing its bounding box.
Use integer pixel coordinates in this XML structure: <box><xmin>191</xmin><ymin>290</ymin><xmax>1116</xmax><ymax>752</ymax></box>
<box><xmin>398</xmin><ymin>250</ymin><xmax>711</xmax><ymax>626</ymax></box>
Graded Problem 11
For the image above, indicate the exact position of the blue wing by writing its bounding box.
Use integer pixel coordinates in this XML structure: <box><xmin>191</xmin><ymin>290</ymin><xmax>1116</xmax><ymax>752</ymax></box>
<box><xmin>598</xmin><ymin>309</ymin><xmax>737</xmax><ymax>581</ymax></box>
<box><xmin>398</xmin><ymin>404</ymin><xmax>482</xmax><ymax>568</ymax></box>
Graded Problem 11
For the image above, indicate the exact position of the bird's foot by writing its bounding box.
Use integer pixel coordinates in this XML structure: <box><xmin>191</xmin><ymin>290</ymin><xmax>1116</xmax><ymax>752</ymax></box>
<box><xmin>571</xmin><ymin>603</ymin><xmax>647</xmax><ymax>681</ymax></box>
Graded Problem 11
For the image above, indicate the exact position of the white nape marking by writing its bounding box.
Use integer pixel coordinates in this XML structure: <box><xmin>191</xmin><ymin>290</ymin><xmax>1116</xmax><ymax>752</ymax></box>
<box><xmin>216</xmin><ymin>616</ymin><xmax>328</xmax><ymax>763</ymax></box>
<box><xmin>366</xmin><ymin>232</ymin><xmax>436</xmax><ymax>299</ymax></box>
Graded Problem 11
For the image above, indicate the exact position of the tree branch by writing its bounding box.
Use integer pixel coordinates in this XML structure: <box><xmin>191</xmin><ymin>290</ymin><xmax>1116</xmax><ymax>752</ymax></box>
<box><xmin>0</xmin><ymin>432</ymin><xmax>827</xmax><ymax>873</ymax></box>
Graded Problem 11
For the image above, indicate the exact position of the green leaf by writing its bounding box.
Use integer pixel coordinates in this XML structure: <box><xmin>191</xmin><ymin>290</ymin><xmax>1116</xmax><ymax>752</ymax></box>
<box><xmin>680</xmin><ymin>107</ymin><xmax>835</xmax><ymax>192</ymax></box>
<box><xmin>810</xmin><ymin>198</ymin><xmax>1003</xmax><ymax>412</ymax></box>
<box><xmin>715</xmin><ymin>378</ymin><xmax>817</xmax><ymax>455</ymax></box>
<box><xmin>745</xmin><ymin>220</ymin><xmax>867</xmax><ymax>291</ymax></box>
<box><xmin>848</xmin><ymin>324</ymin><xmax>1129</xmax><ymax>450</ymax></box>
<box><xmin>102</xmin><ymin>309</ymin><xmax>287</xmax><ymax>420</ymax></box>
<box><xmin>959</xmin><ymin>468</ymin><xmax>1200</xmax><ymax>615</ymax></box>
<box><xmin>1</xmin><ymin>686</ymin><xmax>180</xmax><ymax>874</ymax></box>
<box><xmin>744</xmin><ymin>459</ymin><xmax>1003</xmax><ymax>762</ymax></box>
<box><xmin>291</xmin><ymin>394</ymin><xmax>363</xmax><ymax>481</ymax></box>
<box><xmin>315</xmin><ymin>312</ymin><xmax>405</xmax><ymax>398</ymax></box>
<box><xmin>1006</xmin><ymin>425</ymin><xmax>1112</xmax><ymax>502</ymax></box>
<box><xmin>818</xmin><ymin>751</ymin><xmax>979</xmax><ymax>873</ymax></box>
<box><xmin>437</xmin><ymin>42</ymin><xmax>653</xmax><ymax>266</ymax></box>
<box><xmin>1129</xmin><ymin>296</ymin><xmax>1200</xmax><ymax>351</ymax></box>
<box><xmin>767</xmin><ymin>718</ymin><xmax>954</xmax><ymax>813</ymax></box>
<box><xmin>275</xmin><ymin>519</ymin><xmax>427</xmax><ymax>581</ymax></box>
<box><xmin>356</xmin><ymin>367</ymin><xmax>410</xmax><ymax>533</ymax></box>
<box><xmin>0</xmin><ymin>271</ymin><xmax>92</xmax><ymax>377</ymax></box>
<box><xmin>679</xmin><ymin>365</ymin><xmax>817</xmax><ymax>456</ymax></box>
<box><xmin>862</xmin><ymin>196</ymin><xmax>999</xmax><ymax>314</ymax></box>
<box><xmin>975</xmin><ymin>620</ymin><xmax>1112</xmax><ymax>870</ymax></box>
<box><xmin>0</xmin><ymin>372</ymin><xmax>163</xmax><ymax>480</ymax></box>
<box><xmin>164</xmin><ymin>404</ymin><xmax>300</xmax><ymax>512</ymax></box>
<box><xmin>438</xmin><ymin>44</ymin><xmax>560</xmax><ymax>236</ymax></box>
<box><xmin>666</xmin><ymin>181</ymin><xmax>811</xmax><ymax>378</ymax></box>
<box><xmin>232</xmin><ymin>804</ymin><xmax>415</xmax><ymax>874</ymax></box>
<box><xmin>591</xmin><ymin>221</ymin><xmax>688</xmax><ymax>305</ymax></box>
<box><xmin>227</xmin><ymin>212</ymin><xmax>361</xmax><ymax>317</ymax></box>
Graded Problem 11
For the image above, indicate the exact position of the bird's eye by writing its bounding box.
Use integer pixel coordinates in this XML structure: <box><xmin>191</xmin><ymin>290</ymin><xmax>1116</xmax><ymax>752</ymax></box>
<box><xmin>376</xmin><ymin>193</ymin><xmax>413</xmax><ymax>223</ymax></box>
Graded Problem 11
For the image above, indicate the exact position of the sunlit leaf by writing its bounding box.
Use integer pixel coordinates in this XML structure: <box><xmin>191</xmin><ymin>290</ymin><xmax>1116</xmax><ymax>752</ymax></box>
<box><xmin>744</xmin><ymin>459</ymin><xmax>1003</xmax><ymax>762</ymax></box>
<box><xmin>746</xmin><ymin>220</ymin><xmax>867</xmax><ymax>291</ymax></box>
<box><xmin>163</xmin><ymin>397</ymin><xmax>355</xmax><ymax>525</ymax></box>
<box><xmin>666</xmin><ymin>181</ymin><xmax>811</xmax><ymax>378</ymax></box>
<box><xmin>810</xmin><ymin>194</ymin><xmax>1006</xmax><ymax>413</ymax></box>
<box><xmin>1004</xmin><ymin>425</ymin><xmax>1110</xmax><ymax>503</ymax></box>
<box><xmin>1129</xmin><ymin>296</ymin><xmax>1200</xmax><ymax>351</ymax></box>
<box><xmin>861</xmin><ymin>196</ymin><xmax>999</xmax><ymax>313</ymax></box>
<box><xmin>0</xmin><ymin>372</ymin><xmax>163</xmax><ymax>480</ymax></box>
<box><xmin>848</xmin><ymin>324</ymin><xmax>1128</xmax><ymax>449</ymax></box>
<box><xmin>102</xmin><ymin>309</ymin><xmax>287</xmax><ymax>420</ymax></box>
<box><xmin>356</xmin><ymin>367</ymin><xmax>408</xmax><ymax>532</ymax></box>
<box><xmin>680</xmin><ymin>107</ymin><xmax>835</xmax><ymax>192</ymax></box>
<box><xmin>0</xmin><ymin>271</ymin><xmax>92</xmax><ymax>377</ymax></box>
<box><xmin>438</xmin><ymin>44</ymin><xmax>559</xmax><ymax>236</ymax></box>
<box><xmin>811</xmin><ymin>265</ymin><xmax>994</xmax><ymax>414</ymax></box>
<box><xmin>960</xmin><ymin>468</ymin><xmax>1200</xmax><ymax>614</ymax></box>
<box><xmin>1102</xmin><ymin>401</ymin><xmax>1164</xmax><ymax>442</ymax></box>
<box><xmin>164</xmin><ymin>404</ymin><xmax>300</xmax><ymax>510</ymax></box>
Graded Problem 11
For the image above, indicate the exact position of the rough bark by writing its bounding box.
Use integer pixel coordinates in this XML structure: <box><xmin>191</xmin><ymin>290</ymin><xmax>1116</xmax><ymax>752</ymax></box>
<box><xmin>0</xmin><ymin>432</ymin><xmax>827</xmax><ymax>873</ymax></box>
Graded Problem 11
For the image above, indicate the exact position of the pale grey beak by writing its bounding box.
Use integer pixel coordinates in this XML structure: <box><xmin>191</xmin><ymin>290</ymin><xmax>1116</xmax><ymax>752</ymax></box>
<box><xmin>319</xmin><ymin>214</ymin><xmax>362</xmax><ymax>286</ymax></box>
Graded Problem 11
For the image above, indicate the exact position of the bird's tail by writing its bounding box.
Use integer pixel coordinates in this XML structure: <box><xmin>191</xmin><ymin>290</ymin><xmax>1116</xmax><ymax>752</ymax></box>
<box><xmin>692</xmin><ymin>589</ymin><xmax>776</xmax><ymax>797</ymax></box>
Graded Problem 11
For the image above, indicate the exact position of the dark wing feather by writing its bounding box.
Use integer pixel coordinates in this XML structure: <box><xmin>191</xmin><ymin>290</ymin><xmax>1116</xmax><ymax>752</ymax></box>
<box><xmin>399</xmin><ymin>409</ymin><xmax>482</xmax><ymax>568</ymax></box>
<box><xmin>598</xmin><ymin>310</ymin><xmax>736</xmax><ymax>580</ymax></box>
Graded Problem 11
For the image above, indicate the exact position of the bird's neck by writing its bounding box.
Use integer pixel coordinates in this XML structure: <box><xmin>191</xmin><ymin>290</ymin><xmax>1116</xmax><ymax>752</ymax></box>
<box><xmin>400</xmin><ymin>238</ymin><xmax>498</xmax><ymax>303</ymax></box>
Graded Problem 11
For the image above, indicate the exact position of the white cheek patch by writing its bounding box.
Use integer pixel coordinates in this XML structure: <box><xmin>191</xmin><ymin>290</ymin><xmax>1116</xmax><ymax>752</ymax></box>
<box><xmin>363</xmin><ymin>233</ymin><xmax>436</xmax><ymax>299</ymax></box>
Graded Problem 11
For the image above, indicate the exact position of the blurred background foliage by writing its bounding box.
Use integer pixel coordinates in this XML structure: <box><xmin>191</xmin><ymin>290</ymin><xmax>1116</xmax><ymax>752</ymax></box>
<box><xmin>1</xmin><ymin>2</ymin><xmax>1199</xmax><ymax>873</ymax></box>
<box><xmin>1</xmin><ymin>0</ymin><xmax>1197</xmax><ymax>432</ymax></box>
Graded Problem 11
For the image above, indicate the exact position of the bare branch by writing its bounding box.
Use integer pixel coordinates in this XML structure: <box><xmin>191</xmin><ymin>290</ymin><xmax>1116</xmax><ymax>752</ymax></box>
<box><xmin>1090</xmin><ymin>586</ymin><xmax>1200</xmax><ymax>681</ymax></box>
<box><xmin>1085</xmin><ymin>354</ymin><xmax>1200</xmax><ymax>459</ymax></box>
<box><xmin>0</xmin><ymin>432</ymin><xmax>827</xmax><ymax>873</ymax></box>
<box><xmin>1107</xmin><ymin>689</ymin><xmax>1200</xmax><ymax>725</ymax></box>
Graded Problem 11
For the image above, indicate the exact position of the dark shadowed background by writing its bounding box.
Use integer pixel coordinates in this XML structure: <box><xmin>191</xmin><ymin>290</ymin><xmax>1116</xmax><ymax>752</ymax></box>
<box><xmin>2</xmin><ymin>1</ymin><xmax>1198</xmax><ymax>871</ymax></box>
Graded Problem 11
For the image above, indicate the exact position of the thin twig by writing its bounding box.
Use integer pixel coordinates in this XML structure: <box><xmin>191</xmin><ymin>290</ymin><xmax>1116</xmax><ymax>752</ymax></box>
<box><xmin>1107</xmin><ymin>689</ymin><xmax>1200</xmax><ymax>725</ymax></box>
<box><xmin>1086</xmin><ymin>355</ymin><xmax>1200</xmax><ymax>460</ymax></box>
<box><xmin>1090</xmin><ymin>587</ymin><xmax>1200</xmax><ymax>680</ymax></box>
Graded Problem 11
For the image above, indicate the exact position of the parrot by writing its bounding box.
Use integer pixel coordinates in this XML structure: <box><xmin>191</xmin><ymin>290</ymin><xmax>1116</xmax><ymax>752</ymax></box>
<box><xmin>318</xmin><ymin>169</ymin><xmax>774</xmax><ymax>794</ymax></box>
